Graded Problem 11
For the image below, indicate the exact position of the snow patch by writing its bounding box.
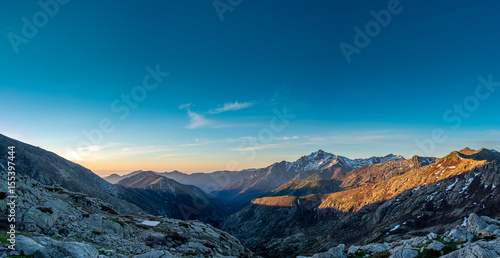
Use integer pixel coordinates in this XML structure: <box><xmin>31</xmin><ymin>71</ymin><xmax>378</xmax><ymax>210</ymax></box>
<box><xmin>427</xmin><ymin>192</ymin><xmax>438</xmax><ymax>201</ymax></box>
<box><xmin>141</xmin><ymin>221</ymin><xmax>160</xmax><ymax>227</ymax></box>
<box><xmin>461</xmin><ymin>217</ymin><xmax>467</xmax><ymax>227</ymax></box>
<box><xmin>459</xmin><ymin>177</ymin><xmax>474</xmax><ymax>193</ymax></box>
<box><xmin>446</xmin><ymin>178</ymin><xmax>459</xmax><ymax>191</ymax></box>
<box><xmin>390</xmin><ymin>225</ymin><xmax>400</xmax><ymax>232</ymax></box>
<box><xmin>492</xmin><ymin>184</ymin><xmax>496</xmax><ymax>190</ymax></box>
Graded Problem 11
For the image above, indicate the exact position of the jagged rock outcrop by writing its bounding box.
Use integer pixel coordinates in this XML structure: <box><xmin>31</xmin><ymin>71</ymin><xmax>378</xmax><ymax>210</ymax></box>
<box><xmin>302</xmin><ymin>213</ymin><xmax>500</xmax><ymax>258</ymax></box>
<box><xmin>271</xmin><ymin>155</ymin><xmax>436</xmax><ymax>197</ymax></box>
<box><xmin>216</xmin><ymin>150</ymin><xmax>404</xmax><ymax>210</ymax></box>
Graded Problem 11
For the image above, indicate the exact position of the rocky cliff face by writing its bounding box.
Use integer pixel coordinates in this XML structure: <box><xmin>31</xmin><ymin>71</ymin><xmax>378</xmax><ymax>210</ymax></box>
<box><xmin>221</xmin><ymin>149</ymin><xmax>500</xmax><ymax>257</ymax></box>
<box><xmin>271</xmin><ymin>156</ymin><xmax>436</xmax><ymax>197</ymax></box>
<box><xmin>0</xmin><ymin>174</ymin><xmax>254</xmax><ymax>257</ymax></box>
<box><xmin>215</xmin><ymin>150</ymin><xmax>405</xmax><ymax>211</ymax></box>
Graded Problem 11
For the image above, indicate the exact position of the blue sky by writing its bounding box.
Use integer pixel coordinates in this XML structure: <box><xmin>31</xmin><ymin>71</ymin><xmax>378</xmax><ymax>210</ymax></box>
<box><xmin>1</xmin><ymin>0</ymin><xmax>500</xmax><ymax>175</ymax></box>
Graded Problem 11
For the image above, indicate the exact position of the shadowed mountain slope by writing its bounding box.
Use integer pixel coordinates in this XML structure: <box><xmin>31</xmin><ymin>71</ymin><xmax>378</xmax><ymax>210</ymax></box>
<box><xmin>222</xmin><ymin>148</ymin><xmax>500</xmax><ymax>257</ymax></box>
<box><xmin>215</xmin><ymin>150</ymin><xmax>404</xmax><ymax>211</ymax></box>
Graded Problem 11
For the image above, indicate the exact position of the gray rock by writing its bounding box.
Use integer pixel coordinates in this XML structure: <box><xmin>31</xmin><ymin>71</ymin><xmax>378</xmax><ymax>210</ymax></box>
<box><xmin>481</xmin><ymin>216</ymin><xmax>500</xmax><ymax>227</ymax></box>
<box><xmin>389</xmin><ymin>249</ymin><xmax>418</xmax><ymax>258</ymax></box>
<box><xmin>446</xmin><ymin>227</ymin><xmax>473</xmax><ymax>242</ymax></box>
<box><xmin>426</xmin><ymin>232</ymin><xmax>437</xmax><ymax>240</ymax></box>
<box><xmin>311</xmin><ymin>246</ymin><xmax>346</xmax><ymax>258</ymax></box>
<box><xmin>441</xmin><ymin>241</ymin><xmax>500</xmax><ymax>258</ymax></box>
<box><xmin>34</xmin><ymin>241</ymin><xmax>98</xmax><ymax>258</ymax></box>
<box><xmin>16</xmin><ymin>235</ymin><xmax>44</xmax><ymax>255</ymax></box>
<box><xmin>466</xmin><ymin>213</ymin><xmax>489</xmax><ymax>235</ymax></box>
<box><xmin>104</xmin><ymin>250</ymin><xmax>116</xmax><ymax>256</ymax></box>
<box><xmin>426</xmin><ymin>240</ymin><xmax>444</xmax><ymax>252</ymax></box>
<box><xmin>347</xmin><ymin>245</ymin><xmax>359</xmax><ymax>255</ymax></box>
<box><xmin>23</xmin><ymin>207</ymin><xmax>58</xmax><ymax>231</ymax></box>
<box><xmin>133</xmin><ymin>250</ymin><xmax>173</xmax><ymax>258</ymax></box>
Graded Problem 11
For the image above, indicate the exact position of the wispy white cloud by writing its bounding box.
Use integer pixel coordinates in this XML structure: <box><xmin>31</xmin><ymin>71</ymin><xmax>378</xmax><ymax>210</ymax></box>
<box><xmin>232</xmin><ymin>142</ymin><xmax>316</xmax><ymax>152</ymax></box>
<box><xmin>207</xmin><ymin>101</ymin><xmax>254</xmax><ymax>114</ymax></box>
<box><xmin>179</xmin><ymin>103</ymin><xmax>212</xmax><ymax>129</ymax></box>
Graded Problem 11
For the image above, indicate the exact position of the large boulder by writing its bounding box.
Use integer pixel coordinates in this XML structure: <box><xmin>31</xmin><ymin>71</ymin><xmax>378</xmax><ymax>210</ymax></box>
<box><xmin>389</xmin><ymin>249</ymin><xmax>418</xmax><ymax>258</ymax></box>
<box><xmin>466</xmin><ymin>213</ymin><xmax>500</xmax><ymax>236</ymax></box>
<box><xmin>466</xmin><ymin>214</ymin><xmax>490</xmax><ymax>235</ymax></box>
<box><xmin>427</xmin><ymin>240</ymin><xmax>445</xmax><ymax>252</ymax></box>
<box><xmin>16</xmin><ymin>235</ymin><xmax>44</xmax><ymax>255</ymax></box>
<box><xmin>298</xmin><ymin>245</ymin><xmax>346</xmax><ymax>258</ymax></box>
<box><xmin>132</xmin><ymin>250</ymin><xmax>173</xmax><ymax>258</ymax></box>
<box><xmin>446</xmin><ymin>226</ymin><xmax>473</xmax><ymax>242</ymax></box>
<box><xmin>441</xmin><ymin>241</ymin><xmax>500</xmax><ymax>258</ymax></box>
<box><xmin>23</xmin><ymin>207</ymin><xmax>58</xmax><ymax>231</ymax></box>
<box><xmin>34</xmin><ymin>241</ymin><xmax>98</xmax><ymax>258</ymax></box>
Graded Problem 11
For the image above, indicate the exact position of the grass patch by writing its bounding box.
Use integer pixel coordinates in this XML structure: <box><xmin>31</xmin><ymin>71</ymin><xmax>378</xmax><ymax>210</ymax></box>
<box><xmin>353</xmin><ymin>249</ymin><xmax>372</xmax><ymax>258</ymax></box>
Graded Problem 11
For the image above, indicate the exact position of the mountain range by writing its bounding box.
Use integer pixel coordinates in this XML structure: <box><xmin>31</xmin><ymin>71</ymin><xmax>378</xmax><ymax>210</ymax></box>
<box><xmin>2</xmin><ymin>132</ymin><xmax>500</xmax><ymax>257</ymax></box>
<box><xmin>221</xmin><ymin>148</ymin><xmax>500</xmax><ymax>257</ymax></box>
<box><xmin>105</xmin><ymin>169</ymin><xmax>256</xmax><ymax>193</ymax></box>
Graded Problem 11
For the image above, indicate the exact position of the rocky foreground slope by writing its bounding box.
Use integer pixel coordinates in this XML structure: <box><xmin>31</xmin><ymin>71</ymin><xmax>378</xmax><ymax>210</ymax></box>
<box><xmin>301</xmin><ymin>213</ymin><xmax>500</xmax><ymax>257</ymax></box>
<box><xmin>0</xmin><ymin>134</ymin><xmax>224</xmax><ymax>225</ymax></box>
<box><xmin>0</xmin><ymin>174</ymin><xmax>254</xmax><ymax>257</ymax></box>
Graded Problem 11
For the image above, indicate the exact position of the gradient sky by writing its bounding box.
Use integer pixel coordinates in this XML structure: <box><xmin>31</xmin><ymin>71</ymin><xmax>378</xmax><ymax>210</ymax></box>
<box><xmin>1</xmin><ymin>0</ymin><xmax>500</xmax><ymax>175</ymax></box>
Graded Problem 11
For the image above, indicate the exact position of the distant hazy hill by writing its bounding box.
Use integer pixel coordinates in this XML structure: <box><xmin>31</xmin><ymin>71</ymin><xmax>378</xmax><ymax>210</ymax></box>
<box><xmin>105</xmin><ymin>169</ymin><xmax>256</xmax><ymax>193</ymax></box>
<box><xmin>115</xmin><ymin>171</ymin><xmax>226</xmax><ymax>225</ymax></box>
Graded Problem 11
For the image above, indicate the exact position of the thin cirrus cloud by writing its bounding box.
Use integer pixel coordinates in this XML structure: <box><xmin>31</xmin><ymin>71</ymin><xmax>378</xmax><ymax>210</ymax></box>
<box><xmin>179</xmin><ymin>101</ymin><xmax>254</xmax><ymax>129</ymax></box>
<box><xmin>179</xmin><ymin>103</ymin><xmax>212</xmax><ymax>129</ymax></box>
<box><xmin>207</xmin><ymin>101</ymin><xmax>254</xmax><ymax>114</ymax></box>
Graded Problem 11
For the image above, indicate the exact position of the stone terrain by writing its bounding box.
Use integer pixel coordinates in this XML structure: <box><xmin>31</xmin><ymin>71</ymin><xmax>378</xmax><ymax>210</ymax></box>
<box><xmin>0</xmin><ymin>175</ymin><xmax>254</xmax><ymax>257</ymax></box>
<box><xmin>0</xmin><ymin>134</ymin><xmax>224</xmax><ymax>225</ymax></box>
<box><xmin>299</xmin><ymin>213</ymin><xmax>500</xmax><ymax>258</ymax></box>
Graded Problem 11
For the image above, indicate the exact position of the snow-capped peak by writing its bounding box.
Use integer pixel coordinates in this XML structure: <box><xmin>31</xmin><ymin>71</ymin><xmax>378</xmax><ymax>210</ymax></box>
<box><xmin>285</xmin><ymin>150</ymin><xmax>405</xmax><ymax>173</ymax></box>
